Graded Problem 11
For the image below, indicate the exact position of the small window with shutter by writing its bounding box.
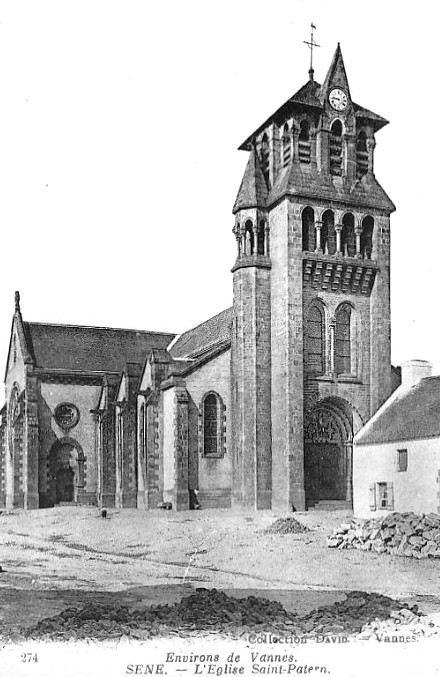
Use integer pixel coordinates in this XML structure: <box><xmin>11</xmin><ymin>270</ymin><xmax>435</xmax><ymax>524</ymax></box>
<box><xmin>397</xmin><ymin>449</ymin><xmax>408</xmax><ymax>472</ymax></box>
<box><xmin>369</xmin><ymin>482</ymin><xmax>394</xmax><ymax>510</ymax></box>
<box><xmin>376</xmin><ymin>482</ymin><xmax>394</xmax><ymax>510</ymax></box>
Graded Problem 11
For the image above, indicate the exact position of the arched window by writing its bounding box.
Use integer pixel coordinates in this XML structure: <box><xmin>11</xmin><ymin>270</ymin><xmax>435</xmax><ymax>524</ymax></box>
<box><xmin>302</xmin><ymin>206</ymin><xmax>315</xmax><ymax>251</ymax></box>
<box><xmin>335</xmin><ymin>306</ymin><xmax>351</xmax><ymax>375</ymax></box>
<box><xmin>244</xmin><ymin>220</ymin><xmax>254</xmax><ymax>255</ymax></box>
<box><xmin>321</xmin><ymin>210</ymin><xmax>335</xmax><ymax>255</ymax></box>
<box><xmin>356</xmin><ymin>131</ymin><xmax>368</xmax><ymax>178</ymax></box>
<box><xmin>202</xmin><ymin>393</ymin><xmax>224</xmax><ymax>457</ymax></box>
<box><xmin>361</xmin><ymin>215</ymin><xmax>374</xmax><ymax>259</ymax></box>
<box><xmin>282</xmin><ymin>124</ymin><xmax>291</xmax><ymax>167</ymax></box>
<box><xmin>341</xmin><ymin>213</ymin><xmax>355</xmax><ymax>257</ymax></box>
<box><xmin>257</xmin><ymin>220</ymin><xmax>265</xmax><ymax>255</ymax></box>
<box><xmin>307</xmin><ymin>304</ymin><xmax>325</xmax><ymax>375</ymax></box>
<box><xmin>329</xmin><ymin>120</ymin><xmax>343</xmax><ymax>176</ymax></box>
<box><xmin>299</xmin><ymin>120</ymin><xmax>311</xmax><ymax>163</ymax></box>
<box><xmin>261</xmin><ymin>133</ymin><xmax>270</xmax><ymax>183</ymax></box>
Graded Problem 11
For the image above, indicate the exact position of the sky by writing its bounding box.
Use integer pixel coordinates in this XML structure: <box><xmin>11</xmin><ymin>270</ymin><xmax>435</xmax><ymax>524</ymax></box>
<box><xmin>0</xmin><ymin>0</ymin><xmax>438</xmax><ymax>402</ymax></box>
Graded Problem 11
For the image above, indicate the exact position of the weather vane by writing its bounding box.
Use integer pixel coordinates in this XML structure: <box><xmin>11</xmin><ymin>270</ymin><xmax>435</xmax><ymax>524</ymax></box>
<box><xmin>303</xmin><ymin>22</ymin><xmax>320</xmax><ymax>81</ymax></box>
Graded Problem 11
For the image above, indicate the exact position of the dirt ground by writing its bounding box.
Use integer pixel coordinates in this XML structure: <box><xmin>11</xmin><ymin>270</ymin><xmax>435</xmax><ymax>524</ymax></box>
<box><xmin>1</xmin><ymin>505</ymin><xmax>440</xmax><ymax>633</ymax></box>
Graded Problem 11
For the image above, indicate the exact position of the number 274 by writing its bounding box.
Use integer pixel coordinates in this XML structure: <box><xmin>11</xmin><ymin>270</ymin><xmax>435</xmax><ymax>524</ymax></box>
<box><xmin>20</xmin><ymin>653</ymin><xmax>38</xmax><ymax>662</ymax></box>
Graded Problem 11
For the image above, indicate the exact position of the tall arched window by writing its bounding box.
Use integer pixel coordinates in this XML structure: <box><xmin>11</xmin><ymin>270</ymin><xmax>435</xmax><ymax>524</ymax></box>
<box><xmin>261</xmin><ymin>133</ymin><xmax>270</xmax><ymax>183</ymax></box>
<box><xmin>356</xmin><ymin>130</ymin><xmax>368</xmax><ymax>178</ymax></box>
<box><xmin>244</xmin><ymin>220</ymin><xmax>254</xmax><ymax>255</ymax></box>
<box><xmin>203</xmin><ymin>393</ymin><xmax>223</xmax><ymax>457</ymax></box>
<box><xmin>307</xmin><ymin>304</ymin><xmax>325</xmax><ymax>375</ymax></box>
<box><xmin>257</xmin><ymin>220</ymin><xmax>265</xmax><ymax>255</ymax></box>
<box><xmin>282</xmin><ymin>124</ymin><xmax>291</xmax><ymax>167</ymax></box>
<box><xmin>341</xmin><ymin>213</ymin><xmax>355</xmax><ymax>257</ymax></box>
<box><xmin>335</xmin><ymin>306</ymin><xmax>351</xmax><ymax>375</ymax></box>
<box><xmin>302</xmin><ymin>206</ymin><xmax>315</xmax><ymax>251</ymax></box>
<box><xmin>361</xmin><ymin>215</ymin><xmax>374</xmax><ymax>259</ymax></box>
<box><xmin>299</xmin><ymin>120</ymin><xmax>311</xmax><ymax>163</ymax></box>
<box><xmin>322</xmin><ymin>210</ymin><xmax>335</xmax><ymax>255</ymax></box>
<box><xmin>329</xmin><ymin>120</ymin><xmax>343</xmax><ymax>176</ymax></box>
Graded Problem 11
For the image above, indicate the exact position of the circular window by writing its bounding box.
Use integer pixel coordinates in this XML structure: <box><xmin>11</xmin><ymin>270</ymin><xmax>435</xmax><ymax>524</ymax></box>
<box><xmin>54</xmin><ymin>403</ymin><xmax>80</xmax><ymax>430</ymax></box>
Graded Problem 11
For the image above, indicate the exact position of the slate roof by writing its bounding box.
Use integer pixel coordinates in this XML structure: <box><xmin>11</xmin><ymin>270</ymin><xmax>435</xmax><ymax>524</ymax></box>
<box><xmin>238</xmin><ymin>45</ymin><xmax>388</xmax><ymax>151</ymax></box>
<box><xmin>233</xmin><ymin>148</ymin><xmax>268</xmax><ymax>213</ymax></box>
<box><xmin>169</xmin><ymin>308</ymin><xmax>233</xmax><ymax>359</ymax></box>
<box><xmin>268</xmin><ymin>161</ymin><xmax>395</xmax><ymax>212</ymax></box>
<box><xmin>24</xmin><ymin>322</ymin><xmax>175</xmax><ymax>374</ymax></box>
<box><xmin>354</xmin><ymin>376</ymin><xmax>440</xmax><ymax>446</ymax></box>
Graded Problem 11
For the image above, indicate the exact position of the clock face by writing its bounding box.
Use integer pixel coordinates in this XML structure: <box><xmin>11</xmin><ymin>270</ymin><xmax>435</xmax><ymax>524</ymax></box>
<box><xmin>329</xmin><ymin>88</ymin><xmax>348</xmax><ymax>111</ymax></box>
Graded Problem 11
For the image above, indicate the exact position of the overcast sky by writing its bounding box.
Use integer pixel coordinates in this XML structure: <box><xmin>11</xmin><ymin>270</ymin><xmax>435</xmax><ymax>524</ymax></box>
<box><xmin>0</xmin><ymin>0</ymin><xmax>438</xmax><ymax>400</ymax></box>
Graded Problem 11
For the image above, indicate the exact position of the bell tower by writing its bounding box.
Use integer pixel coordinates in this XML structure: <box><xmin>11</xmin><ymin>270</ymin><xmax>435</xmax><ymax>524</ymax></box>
<box><xmin>232</xmin><ymin>42</ymin><xmax>395</xmax><ymax>511</ymax></box>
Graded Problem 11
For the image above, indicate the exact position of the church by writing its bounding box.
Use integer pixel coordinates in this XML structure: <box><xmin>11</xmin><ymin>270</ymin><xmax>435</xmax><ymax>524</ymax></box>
<box><xmin>0</xmin><ymin>44</ymin><xmax>398</xmax><ymax>512</ymax></box>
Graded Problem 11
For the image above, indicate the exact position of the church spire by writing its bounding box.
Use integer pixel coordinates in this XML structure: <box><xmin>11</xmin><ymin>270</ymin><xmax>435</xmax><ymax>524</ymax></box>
<box><xmin>14</xmin><ymin>291</ymin><xmax>21</xmax><ymax>314</ymax></box>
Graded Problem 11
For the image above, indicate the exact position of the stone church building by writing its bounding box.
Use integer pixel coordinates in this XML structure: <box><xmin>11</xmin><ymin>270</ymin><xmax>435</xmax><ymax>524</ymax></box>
<box><xmin>0</xmin><ymin>45</ymin><xmax>398</xmax><ymax>512</ymax></box>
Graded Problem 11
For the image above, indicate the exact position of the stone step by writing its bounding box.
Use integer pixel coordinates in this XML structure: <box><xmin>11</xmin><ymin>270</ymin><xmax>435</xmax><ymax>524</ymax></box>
<box><xmin>308</xmin><ymin>500</ymin><xmax>352</xmax><ymax>512</ymax></box>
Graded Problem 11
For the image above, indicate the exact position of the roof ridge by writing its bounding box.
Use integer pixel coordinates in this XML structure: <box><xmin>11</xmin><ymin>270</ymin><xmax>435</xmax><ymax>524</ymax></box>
<box><xmin>26</xmin><ymin>321</ymin><xmax>175</xmax><ymax>336</ymax></box>
<box><xmin>176</xmin><ymin>307</ymin><xmax>233</xmax><ymax>338</ymax></box>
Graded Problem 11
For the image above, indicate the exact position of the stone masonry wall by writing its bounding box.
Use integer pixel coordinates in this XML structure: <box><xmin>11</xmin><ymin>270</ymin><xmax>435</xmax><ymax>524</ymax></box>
<box><xmin>370</xmin><ymin>214</ymin><xmax>392</xmax><ymax>413</ymax></box>
<box><xmin>232</xmin><ymin>262</ymin><xmax>272</xmax><ymax>509</ymax></box>
<box><xmin>270</xmin><ymin>199</ymin><xmax>305</xmax><ymax>511</ymax></box>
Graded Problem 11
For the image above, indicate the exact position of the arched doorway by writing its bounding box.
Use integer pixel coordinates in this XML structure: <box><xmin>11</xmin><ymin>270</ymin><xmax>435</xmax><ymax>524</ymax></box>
<box><xmin>48</xmin><ymin>440</ymin><xmax>85</xmax><ymax>506</ymax></box>
<box><xmin>304</xmin><ymin>398</ymin><xmax>359</xmax><ymax>508</ymax></box>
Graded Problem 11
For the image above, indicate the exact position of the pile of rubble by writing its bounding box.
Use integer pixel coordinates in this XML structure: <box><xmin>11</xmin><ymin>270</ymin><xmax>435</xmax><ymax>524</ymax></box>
<box><xmin>327</xmin><ymin>512</ymin><xmax>440</xmax><ymax>558</ymax></box>
<box><xmin>7</xmin><ymin>588</ymin><xmax>423</xmax><ymax>642</ymax></box>
<box><xmin>264</xmin><ymin>517</ymin><xmax>309</xmax><ymax>535</ymax></box>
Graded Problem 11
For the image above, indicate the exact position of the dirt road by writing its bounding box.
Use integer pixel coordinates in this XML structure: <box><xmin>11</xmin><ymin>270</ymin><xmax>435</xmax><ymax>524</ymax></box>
<box><xmin>1</xmin><ymin>506</ymin><xmax>440</xmax><ymax>632</ymax></box>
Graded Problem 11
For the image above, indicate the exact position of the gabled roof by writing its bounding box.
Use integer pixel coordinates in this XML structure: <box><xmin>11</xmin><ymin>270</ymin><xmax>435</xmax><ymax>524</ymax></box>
<box><xmin>233</xmin><ymin>148</ymin><xmax>268</xmax><ymax>213</ymax></box>
<box><xmin>24</xmin><ymin>322</ymin><xmax>175</xmax><ymax>374</ymax></box>
<box><xmin>320</xmin><ymin>43</ymin><xmax>352</xmax><ymax>103</ymax></box>
<box><xmin>355</xmin><ymin>376</ymin><xmax>440</xmax><ymax>446</ymax></box>
<box><xmin>169</xmin><ymin>307</ymin><xmax>233</xmax><ymax>359</ymax></box>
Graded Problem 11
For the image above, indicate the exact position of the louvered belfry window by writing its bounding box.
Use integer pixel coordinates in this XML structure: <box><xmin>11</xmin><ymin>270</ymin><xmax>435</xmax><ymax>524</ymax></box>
<box><xmin>335</xmin><ymin>306</ymin><xmax>351</xmax><ymax>374</ymax></box>
<box><xmin>329</xmin><ymin>120</ymin><xmax>343</xmax><ymax>176</ymax></box>
<box><xmin>298</xmin><ymin>120</ymin><xmax>311</xmax><ymax>163</ymax></box>
<box><xmin>307</xmin><ymin>305</ymin><xmax>325</xmax><ymax>375</ymax></box>
<box><xmin>282</xmin><ymin>124</ymin><xmax>291</xmax><ymax>167</ymax></box>
<box><xmin>261</xmin><ymin>133</ymin><xmax>270</xmax><ymax>184</ymax></box>
<box><xmin>356</xmin><ymin>131</ymin><xmax>368</xmax><ymax>178</ymax></box>
<box><xmin>204</xmin><ymin>394</ymin><xmax>218</xmax><ymax>456</ymax></box>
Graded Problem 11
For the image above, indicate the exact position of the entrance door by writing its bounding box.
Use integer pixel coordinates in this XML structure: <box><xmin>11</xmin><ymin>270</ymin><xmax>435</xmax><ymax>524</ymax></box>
<box><xmin>304</xmin><ymin>404</ymin><xmax>350</xmax><ymax>507</ymax></box>
<box><xmin>56</xmin><ymin>467</ymin><xmax>74</xmax><ymax>503</ymax></box>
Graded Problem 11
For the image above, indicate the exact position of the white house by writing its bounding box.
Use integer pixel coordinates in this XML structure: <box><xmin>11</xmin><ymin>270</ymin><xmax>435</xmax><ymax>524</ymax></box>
<box><xmin>353</xmin><ymin>360</ymin><xmax>440</xmax><ymax>518</ymax></box>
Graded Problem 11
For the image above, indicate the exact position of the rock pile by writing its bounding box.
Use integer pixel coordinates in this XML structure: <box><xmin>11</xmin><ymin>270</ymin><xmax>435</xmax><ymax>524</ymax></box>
<box><xmin>264</xmin><ymin>517</ymin><xmax>309</xmax><ymax>535</ymax></box>
<box><xmin>327</xmin><ymin>512</ymin><xmax>440</xmax><ymax>558</ymax></box>
<box><xmin>10</xmin><ymin>588</ymin><xmax>421</xmax><ymax>642</ymax></box>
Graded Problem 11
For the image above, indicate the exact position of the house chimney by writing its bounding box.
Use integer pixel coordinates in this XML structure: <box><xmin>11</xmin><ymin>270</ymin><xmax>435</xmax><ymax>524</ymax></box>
<box><xmin>401</xmin><ymin>359</ymin><xmax>433</xmax><ymax>387</ymax></box>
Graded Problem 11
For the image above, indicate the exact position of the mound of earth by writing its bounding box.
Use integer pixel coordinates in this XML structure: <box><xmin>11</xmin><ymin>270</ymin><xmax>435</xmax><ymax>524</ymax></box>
<box><xmin>264</xmin><ymin>517</ymin><xmax>309</xmax><ymax>535</ymax></box>
<box><xmin>2</xmin><ymin>588</ymin><xmax>423</xmax><ymax>642</ymax></box>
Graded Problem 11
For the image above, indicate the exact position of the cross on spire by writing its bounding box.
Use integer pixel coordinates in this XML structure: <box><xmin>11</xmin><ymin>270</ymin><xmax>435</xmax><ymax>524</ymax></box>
<box><xmin>303</xmin><ymin>22</ymin><xmax>320</xmax><ymax>81</ymax></box>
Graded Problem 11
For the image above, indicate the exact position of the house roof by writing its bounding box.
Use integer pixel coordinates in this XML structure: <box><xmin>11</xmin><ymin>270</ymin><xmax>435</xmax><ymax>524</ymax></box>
<box><xmin>24</xmin><ymin>322</ymin><xmax>176</xmax><ymax>374</ymax></box>
<box><xmin>354</xmin><ymin>376</ymin><xmax>440</xmax><ymax>446</ymax></box>
<box><xmin>169</xmin><ymin>307</ymin><xmax>233</xmax><ymax>359</ymax></box>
